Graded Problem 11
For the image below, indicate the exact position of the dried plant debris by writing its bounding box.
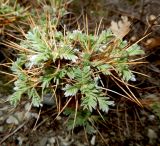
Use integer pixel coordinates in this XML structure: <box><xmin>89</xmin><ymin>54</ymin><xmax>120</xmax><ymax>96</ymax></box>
<box><xmin>110</xmin><ymin>16</ymin><xmax>131</xmax><ymax>39</ymax></box>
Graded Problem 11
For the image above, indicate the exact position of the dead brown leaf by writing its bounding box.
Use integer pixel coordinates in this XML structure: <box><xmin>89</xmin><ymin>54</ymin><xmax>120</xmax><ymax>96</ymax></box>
<box><xmin>110</xmin><ymin>16</ymin><xmax>131</xmax><ymax>39</ymax></box>
<box><xmin>145</xmin><ymin>37</ymin><xmax>160</xmax><ymax>50</ymax></box>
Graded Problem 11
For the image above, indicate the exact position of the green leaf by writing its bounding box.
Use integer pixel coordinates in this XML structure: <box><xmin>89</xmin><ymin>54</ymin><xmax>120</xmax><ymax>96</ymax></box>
<box><xmin>97</xmin><ymin>97</ymin><xmax>114</xmax><ymax>113</ymax></box>
<box><xmin>28</xmin><ymin>53</ymin><xmax>50</xmax><ymax>66</ymax></box>
<box><xmin>67</xmin><ymin>30</ymin><xmax>83</xmax><ymax>40</ymax></box>
<box><xmin>127</xmin><ymin>44</ymin><xmax>144</xmax><ymax>56</ymax></box>
<box><xmin>58</xmin><ymin>46</ymin><xmax>78</xmax><ymax>62</ymax></box>
<box><xmin>41</xmin><ymin>74</ymin><xmax>54</xmax><ymax>89</ymax></box>
<box><xmin>93</xmin><ymin>30</ymin><xmax>114</xmax><ymax>52</ymax></box>
<box><xmin>26</xmin><ymin>27</ymin><xmax>49</xmax><ymax>52</ymax></box>
<box><xmin>81</xmin><ymin>94</ymin><xmax>97</xmax><ymax>112</ymax></box>
<box><xmin>28</xmin><ymin>88</ymin><xmax>41</xmax><ymax>107</ymax></box>
<box><xmin>9</xmin><ymin>86</ymin><xmax>28</xmax><ymax>106</ymax></box>
<box><xmin>121</xmin><ymin>68</ymin><xmax>133</xmax><ymax>81</ymax></box>
<box><xmin>54</xmin><ymin>31</ymin><xmax>64</xmax><ymax>41</ymax></box>
<box><xmin>96</xmin><ymin>64</ymin><xmax>112</xmax><ymax>75</ymax></box>
<box><xmin>63</xmin><ymin>108</ymin><xmax>95</xmax><ymax>133</ymax></box>
<box><xmin>85</xmin><ymin>123</ymin><xmax>96</xmax><ymax>134</ymax></box>
<box><xmin>63</xmin><ymin>107</ymin><xmax>75</xmax><ymax>116</ymax></box>
<box><xmin>9</xmin><ymin>91</ymin><xmax>23</xmax><ymax>106</ymax></box>
<box><xmin>119</xmin><ymin>40</ymin><xmax>128</xmax><ymax>48</ymax></box>
<box><xmin>67</xmin><ymin>68</ymin><xmax>76</xmax><ymax>79</ymax></box>
<box><xmin>63</xmin><ymin>84</ymin><xmax>79</xmax><ymax>97</ymax></box>
<box><xmin>11</xmin><ymin>57</ymin><xmax>26</xmax><ymax>74</ymax></box>
<box><xmin>53</xmin><ymin>69</ymin><xmax>67</xmax><ymax>84</ymax></box>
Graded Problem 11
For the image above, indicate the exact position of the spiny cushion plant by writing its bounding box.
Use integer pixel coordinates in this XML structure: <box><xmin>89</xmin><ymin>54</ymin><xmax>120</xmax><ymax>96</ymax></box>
<box><xmin>6</xmin><ymin>1</ymin><xmax>145</xmax><ymax>132</ymax></box>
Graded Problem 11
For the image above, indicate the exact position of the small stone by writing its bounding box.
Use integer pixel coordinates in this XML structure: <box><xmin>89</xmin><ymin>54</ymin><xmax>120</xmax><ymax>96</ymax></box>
<box><xmin>0</xmin><ymin>126</ymin><xmax>4</xmax><ymax>132</ymax></box>
<box><xmin>25</xmin><ymin>103</ymin><xmax>31</xmax><ymax>111</ymax></box>
<box><xmin>0</xmin><ymin>106</ymin><xmax>9</xmax><ymax>111</ymax></box>
<box><xmin>110</xmin><ymin>132</ymin><xmax>115</xmax><ymax>136</ymax></box>
<box><xmin>135</xmin><ymin>132</ymin><xmax>143</xmax><ymax>140</ymax></box>
<box><xmin>148</xmin><ymin>115</ymin><xmax>155</xmax><ymax>121</ymax></box>
<box><xmin>128</xmin><ymin>143</ymin><xmax>134</xmax><ymax>146</ymax></box>
<box><xmin>31</xmin><ymin>113</ymin><xmax>39</xmax><ymax>119</ymax></box>
<box><xmin>130</xmin><ymin>36</ymin><xmax>137</xmax><ymax>42</ymax></box>
<box><xmin>39</xmin><ymin>137</ymin><xmax>48</xmax><ymax>146</ymax></box>
<box><xmin>141</xmin><ymin>117</ymin><xmax>146</xmax><ymax>122</ymax></box>
<box><xmin>17</xmin><ymin>136</ymin><xmax>24</xmax><ymax>145</ymax></box>
<box><xmin>0</xmin><ymin>116</ymin><xmax>4</xmax><ymax>121</ymax></box>
<box><xmin>90</xmin><ymin>135</ymin><xmax>96</xmax><ymax>145</ymax></box>
<box><xmin>147</xmin><ymin>129</ymin><xmax>157</xmax><ymax>145</ymax></box>
<box><xmin>0</xmin><ymin>111</ymin><xmax>3</xmax><ymax>116</ymax></box>
<box><xmin>56</xmin><ymin>116</ymin><xmax>61</xmax><ymax>120</ymax></box>
<box><xmin>149</xmin><ymin>15</ymin><xmax>156</xmax><ymax>22</ymax></box>
<box><xmin>15</xmin><ymin>111</ymin><xmax>25</xmax><ymax>122</ymax></box>
<box><xmin>58</xmin><ymin>135</ymin><xmax>74</xmax><ymax>146</ymax></box>
<box><xmin>6</xmin><ymin>115</ymin><xmax>19</xmax><ymax>125</ymax></box>
<box><xmin>42</xmin><ymin>94</ymin><xmax>55</xmax><ymax>106</ymax></box>
<box><xmin>24</xmin><ymin>112</ymin><xmax>32</xmax><ymax>120</ymax></box>
<box><xmin>48</xmin><ymin>137</ymin><xmax>56</xmax><ymax>144</ymax></box>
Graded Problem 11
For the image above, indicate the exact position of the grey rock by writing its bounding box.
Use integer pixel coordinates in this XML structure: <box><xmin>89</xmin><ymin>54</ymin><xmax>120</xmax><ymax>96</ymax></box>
<box><xmin>148</xmin><ymin>115</ymin><xmax>155</xmax><ymax>121</ymax></box>
<box><xmin>0</xmin><ymin>116</ymin><xmax>5</xmax><ymax>121</ymax></box>
<box><xmin>17</xmin><ymin>136</ymin><xmax>24</xmax><ymax>145</ymax></box>
<box><xmin>39</xmin><ymin>137</ymin><xmax>48</xmax><ymax>146</ymax></box>
<box><xmin>0</xmin><ymin>111</ymin><xmax>3</xmax><ymax>116</ymax></box>
<box><xmin>48</xmin><ymin>137</ymin><xmax>56</xmax><ymax>144</ymax></box>
<box><xmin>42</xmin><ymin>94</ymin><xmax>55</xmax><ymax>106</ymax></box>
<box><xmin>0</xmin><ymin>106</ymin><xmax>9</xmax><ymax>111</ymax></box>
<box><xmin>24</xmin><ymin>112</ymin><xmax>32</xmax><ymax>120</ymax></box>
<box><xmin>6</xmin><ymin>115</ymin><xmax>19</xmax><ymax>125</ymax></box>
<box><xmin>15</xmin><ymin>111</ymin><xmax>25</xmax><ymax>122</ymax></box>
<box><xmin>110</xmin><ymin>131</ymin><xmax>116</xmax><ymax>136</ymax></box>
<box><xmin>31</xmin><ymin>113</ymin><xmax>39</xmax><ymax>119</ymax></box>
<box><xmin>58</xmin><ymin>135</ymin><xmax>74</xmax><ymax>146</ymax></box>
<box><xmin>25</xmin><ymin>103</ymin><xmax>32</xmax><ymax>111</ymax></box>
<box><xmin>147</xmin><ymin>128</ymin><xmax>158</xmax><ymax>145</ymax></box>
<box><xmin>90</xmin><ymin>135</ymin><xmax>96</xmax><ymax>145</ymax></box>
<box><xmin>0</xmin><ymin>126</ymin><xmax>4</xmax><ymax>132</ymax></box>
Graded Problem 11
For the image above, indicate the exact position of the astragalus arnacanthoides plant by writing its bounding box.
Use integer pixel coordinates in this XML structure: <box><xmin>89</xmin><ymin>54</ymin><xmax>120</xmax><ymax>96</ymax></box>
<box><xmin>8</xmin><ymin>16</ymin><xmax>144</xmax><ymax>133</ymax></box>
